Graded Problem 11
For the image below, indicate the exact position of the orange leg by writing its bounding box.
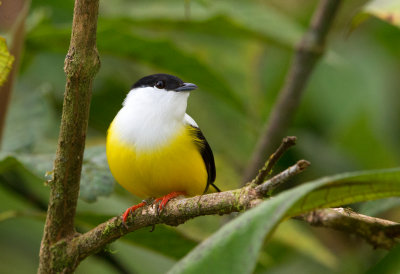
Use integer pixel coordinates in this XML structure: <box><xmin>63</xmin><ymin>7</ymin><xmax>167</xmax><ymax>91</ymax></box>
<box><xmin>155</xmin><ymin>191</ymin><xmax>186</xmax><ymax>213</ymax></box>
<box><xmin>122</xmin><ymin>192</ymin><xmax>186</xmax><ymax>223</ymax></box>
<box><xmin>122</xmin><ymin>201</ymin><xmax>147</xmax><ymax>223</ymax></box>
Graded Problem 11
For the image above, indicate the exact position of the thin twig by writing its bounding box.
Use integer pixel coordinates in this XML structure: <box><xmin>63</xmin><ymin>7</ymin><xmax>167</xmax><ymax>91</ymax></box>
<box><xmin>243</xmin><ymin>0</ymin><xmax>342</xmax><ymax>182</ymax></box>
<box><xmin>255</xmin><ymin>160</ymin><xmax>310</xmax><ymax>195</ymax></box>
<box><xmin>252</xmin><ymin>136</ymin><xmax>297</xmax><ymax>185</ymax></box>
<box><xmin>298</xmin><ymin>208</ymin><xmax>400</xmax><ymax>249</ymax></box>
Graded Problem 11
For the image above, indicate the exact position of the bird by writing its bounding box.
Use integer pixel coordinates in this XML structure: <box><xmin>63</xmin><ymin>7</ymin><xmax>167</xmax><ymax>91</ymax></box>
<box><xmin>106</xmin><ymin>73</ymin><xmax>220</xmax><ymax>222</ymax></box>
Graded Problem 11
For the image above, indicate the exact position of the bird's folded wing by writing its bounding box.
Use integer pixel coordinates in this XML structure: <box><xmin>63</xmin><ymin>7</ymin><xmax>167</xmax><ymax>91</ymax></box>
<box><xmin>184</xmin><ymin>114</ymin><xmax>219</xmax><ymax>193</ymax></box>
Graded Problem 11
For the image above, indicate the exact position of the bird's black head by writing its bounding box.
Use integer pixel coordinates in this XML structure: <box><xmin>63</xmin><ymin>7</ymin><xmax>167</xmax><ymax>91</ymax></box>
<box><xmin>131</xmin><ymin>74</ymin><xmax>197</xmax><ymax>92</ymax></box>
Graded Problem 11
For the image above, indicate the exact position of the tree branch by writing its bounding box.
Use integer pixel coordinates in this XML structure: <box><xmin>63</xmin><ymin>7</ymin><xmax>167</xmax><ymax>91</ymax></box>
<box><xmin>252</xmin><ymin>136</ymin><xmax>297</xmax><ymax>185</ymax></box>
<box><xmin>255</xmin><ymin>159</ymin><xmax>310</xmax><ymax>195</ymax></box>
<box><xmin>243</xmin><ymin>0</ymin><xmax>342</xmax><ymax>182</ymax></box>
<box><xmin>38</xmin><ymin>0</ymin><xmax>100</xmax><ymax>272</ymax></box>
<box><xmin>33</xmin><ymin>0</ymin><xmax>398</xmax><ymax>271</ymax></box>
<box><xmin>298</xmin><ymin>208</ymin><xmax>400</xmax><ymax>249</ymax></box>
<box><xmin>43</xmin><ymin>158</ymin><xmax>399</xmax><ymax>265</ymax></box>
<box><xmin>50</xmin><ymin>161</ymin><xmax>309</xmax><ymax>265</ymax></box>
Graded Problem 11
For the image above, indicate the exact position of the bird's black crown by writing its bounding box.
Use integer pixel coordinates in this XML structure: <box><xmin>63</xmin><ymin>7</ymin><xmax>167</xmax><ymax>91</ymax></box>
<box><xmin>131</xmin><ymin>74</ymin><xmax>185</xmax><ymax>91</ymax></box>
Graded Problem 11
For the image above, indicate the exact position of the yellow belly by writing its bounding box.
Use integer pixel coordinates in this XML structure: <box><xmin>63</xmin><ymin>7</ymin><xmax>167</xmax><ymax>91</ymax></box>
<box><xmin>106</xmin><ymin>122</ymin><xmax>208</xmax><ymax>198</ymax></box>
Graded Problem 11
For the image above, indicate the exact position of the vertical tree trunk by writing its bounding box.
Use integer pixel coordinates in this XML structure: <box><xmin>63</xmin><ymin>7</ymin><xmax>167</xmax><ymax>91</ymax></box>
<box><xmin>38</xmin><ymin>0</ymin><xmax>100</xmax><ymax>272</ymax></box>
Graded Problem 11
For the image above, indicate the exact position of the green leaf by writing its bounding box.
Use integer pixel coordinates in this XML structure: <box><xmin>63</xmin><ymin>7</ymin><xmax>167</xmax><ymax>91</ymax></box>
<box><xmin>0</xmin><ymin>146</ymin><xmax>114</xmax><ymax>203</ymax></box>
<box><xmin>0</xmin><ymin>155</ymin><xmax>48</xmax><ymax>210</ymax></box>
<box><xmin>0</xmin><ymin>37</ymin><xmax>14</xmax><ymax>87</ymax></box>
<box><xmin>76</xmin><ymin>213</ymin><xmax>198</xmax><ymax>259</ymax></box>
<box><xmin>354</xmin><ymin>0</ymin><xmax>400</xmax><ymax>29</ymax></box>
<box><xmin>2</xmin><ymin>82</ymin><xmax>59</xmax><ymax>153</ymax></box>
<box><xmin>168</xmin><ymin>168</ymin><xmax>400</xmax><ymax>274</ymax></box>
<box><xmin>288</xmin><ymin>169</ymin><xmax>400</xmax><ymax>216</ymax></box>
<box><xmin>80</xmin><ymin>146</ymin><xmax>115</xmax><ymax>203</ymax></box>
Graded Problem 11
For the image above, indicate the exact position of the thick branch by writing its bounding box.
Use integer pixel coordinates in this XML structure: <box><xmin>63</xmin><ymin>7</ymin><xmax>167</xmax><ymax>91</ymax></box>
<box><xmin>243</xmin><ymin>0</ymin><xmax>342</xmax><ymax>182</ymax></box>
<box><xmin>56</xmin><ymin>161</ymin><xmax>310</xmax><ymax>265</ymax></box>
<box><xmin>298</xmin><ymin>208</ymin><xmax>400</xmax><ymax>249</ymax></box>
<box><xmin>39</xmin><ymin>0</ymin><xmax>100</xmax><ymax>273</ymax></box>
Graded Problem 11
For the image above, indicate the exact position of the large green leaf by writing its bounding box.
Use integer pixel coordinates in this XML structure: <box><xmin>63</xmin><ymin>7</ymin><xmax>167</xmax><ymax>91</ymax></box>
<box><xmin>80</xmin><ymin>146</ymin><xmax>115</xmax><ymax>202</ymax></box>
<box><xmin>0</xmin><ymin>146</ymin><xmax>114</xmax><ymax>203</ymax></box>
<box><xmin>288</xmin><ymin>169</ymin><xmax>400</xmax><ymax>215</ymax></box>
<box><xmin>2</xmin><ymin>81</ymin><xmax>59</xmax><ymax>153</ymax></box>
<box><xmin>168</xmin><ymin>168</ymin><xmax>400</xmax><ymax>274</ymax></box>
<box><xmin>0</xmin><ymin>156</ymin><xmax>48</xmax><ymax>208</ymax></box>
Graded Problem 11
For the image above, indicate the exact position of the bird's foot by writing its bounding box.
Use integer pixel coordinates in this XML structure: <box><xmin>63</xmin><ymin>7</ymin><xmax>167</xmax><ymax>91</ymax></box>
<box><xmin>122</xmin><ymin>200</ymin><xmax>149</xmax><ymax>223</ymax></box>
<box><xmin>155</xmin><ymin>191</ymin><xmax>186</xmax><ymax>215</ymax></box>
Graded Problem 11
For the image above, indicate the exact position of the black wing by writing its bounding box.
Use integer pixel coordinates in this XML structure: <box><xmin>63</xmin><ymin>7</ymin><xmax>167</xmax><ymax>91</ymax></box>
<box><xmin>188</xmin><ymin>125</ymin><xmax>220</xmax><ymax>193</ymax></box>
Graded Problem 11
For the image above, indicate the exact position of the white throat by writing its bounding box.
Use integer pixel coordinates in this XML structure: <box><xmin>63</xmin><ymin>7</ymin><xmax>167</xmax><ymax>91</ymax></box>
<box><xmin>112</xmin><ymin>86</ymin><xmax>190</xmax><ymax>150</ymax></box>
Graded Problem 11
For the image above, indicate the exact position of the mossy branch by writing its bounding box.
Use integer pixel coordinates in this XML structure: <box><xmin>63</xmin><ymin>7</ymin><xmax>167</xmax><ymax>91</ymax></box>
<box><xmin>298</xmin><ymin>208</ymin><xmax>400</xmax><ymax>249</ymax></box>
<box><xmin>36</xmin><ymin>0</ymin><xmax>399</xmax><ymax>272</ymax></box>
<box><xmin>54</xmin><ymin>160</ymin><xmax>310</xmax><ymax>264</ymax></box>
<box><xmin>38</xmin><ymin>0</ymin><xmax>100</xmax><ymax>273</ymax></box>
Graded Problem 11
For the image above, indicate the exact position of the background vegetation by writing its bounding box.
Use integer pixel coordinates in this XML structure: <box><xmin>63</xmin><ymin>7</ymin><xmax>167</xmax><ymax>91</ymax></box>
<box><xmin>1</xmin><ymin>0</ymin><xmax>400</xmax><ymax>273</ymax></box>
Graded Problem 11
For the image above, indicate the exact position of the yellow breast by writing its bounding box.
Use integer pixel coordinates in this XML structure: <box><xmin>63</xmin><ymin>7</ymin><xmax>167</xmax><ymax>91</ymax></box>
<box><xmin>106</xmin><ymin>121</ymin><xmax>208</xmax><ymax>198</ymax></box>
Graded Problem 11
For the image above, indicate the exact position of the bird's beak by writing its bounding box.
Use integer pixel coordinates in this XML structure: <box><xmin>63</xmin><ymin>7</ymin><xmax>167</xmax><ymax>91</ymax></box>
<box><xmin>175</xmin><ymin>83</ymin><xmax>198</xmax><ymax>92</ymax></box>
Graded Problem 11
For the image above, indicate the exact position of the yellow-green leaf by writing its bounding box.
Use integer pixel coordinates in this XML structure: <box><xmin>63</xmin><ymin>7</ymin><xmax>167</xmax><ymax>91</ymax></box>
<box><xmin>0</xmin><ymin>37</ymin><xmax>14</xmax><ymax>86</ymax></box>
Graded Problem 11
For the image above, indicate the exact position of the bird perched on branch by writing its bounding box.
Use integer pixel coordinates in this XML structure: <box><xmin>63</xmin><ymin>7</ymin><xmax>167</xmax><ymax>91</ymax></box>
<box><xmin>106</xmin><ymin>74</ymin><xmax>220</xmax><ymax>222</ymax></box>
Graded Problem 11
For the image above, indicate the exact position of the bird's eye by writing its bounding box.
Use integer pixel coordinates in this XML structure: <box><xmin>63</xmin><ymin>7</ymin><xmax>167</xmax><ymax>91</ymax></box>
<box><xmin>155</xmin><ymin>80</ymin><xmax>165</xmax><ymax>89</ymax></box>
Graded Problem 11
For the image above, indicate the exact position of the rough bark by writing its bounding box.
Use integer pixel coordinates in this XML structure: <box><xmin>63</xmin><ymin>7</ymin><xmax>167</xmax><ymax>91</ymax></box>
<box><xmin>38</xmin><ymin>0</ymin><xmax>100</xmax><ymax>272</ymax></box>
<box><xmin>298</xmin><ymin>208</ymin><xmax>400</xmax><ymax>249</ymax></box>
<box><xmin>35</xmin><ymin>0</ymin><xmax>400</xmax><ymax>272</ymax></box>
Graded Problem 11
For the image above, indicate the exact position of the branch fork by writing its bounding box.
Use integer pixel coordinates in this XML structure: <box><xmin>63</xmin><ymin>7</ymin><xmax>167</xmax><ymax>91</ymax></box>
<box><xmin>66</xmin><ymin>137</ymin><xmax>310</xmax><ymax>266</ymax></box>
<box><xmin>37</xmin><ymin>0</ymin><xmax>400</xmax><ymax>272</ymax></box>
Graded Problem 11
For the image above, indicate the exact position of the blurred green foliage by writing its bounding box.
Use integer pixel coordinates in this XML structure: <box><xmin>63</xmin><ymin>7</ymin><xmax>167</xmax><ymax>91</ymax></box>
<box><xmin>1</xmin><ymin>0</ymin><xmax>400</xmax><ymax>273</ymax></box>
